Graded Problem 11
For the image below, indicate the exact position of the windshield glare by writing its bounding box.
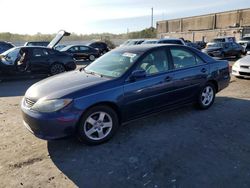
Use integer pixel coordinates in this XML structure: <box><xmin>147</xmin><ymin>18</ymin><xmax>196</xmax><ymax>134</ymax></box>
<box><xmin>1</xmin><ymin>48</ymin><xmax>20</xmax><ymax>62</ymax></box>
<box><xmin>84</xmin><ymin>51</ymin><xmax>141</xmax><ymax>78</ymax></box>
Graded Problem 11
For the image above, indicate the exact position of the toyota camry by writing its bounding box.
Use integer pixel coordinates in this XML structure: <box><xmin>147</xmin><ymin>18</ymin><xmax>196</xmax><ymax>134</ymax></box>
<box><xmin>21</xmin><ymin>44</ymin><xmax>230</xmax><ymax>145</ymax></box>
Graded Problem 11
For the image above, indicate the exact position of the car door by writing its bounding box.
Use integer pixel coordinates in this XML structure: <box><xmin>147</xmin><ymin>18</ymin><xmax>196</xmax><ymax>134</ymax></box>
<box><xmin>232</xmin><ymin>42</ymin><xmax>241</xmax><ymax>55</ymax></box>
<box><xmin>68</xmin><ymin>46</ymin><xmax>80</xmax><ymax>60</ymax></box>
<box><xmin>79</xmin><ymin>46</ymin><xmax>90</xmax><ymax>59</ymax></box>
<box><xmin>123</xmin><ymin>48</ymin><xmax>175</xmax><ymax>120</ymax></box>
<box><xmin>29</xmin><ymin>48</ymin><xmax>51</xmax><ymax>72</ymax></box>
<box><xmin>169</xmin><ymin>47</ymin><xmax>209</xmax><ymax>103</ymax></box>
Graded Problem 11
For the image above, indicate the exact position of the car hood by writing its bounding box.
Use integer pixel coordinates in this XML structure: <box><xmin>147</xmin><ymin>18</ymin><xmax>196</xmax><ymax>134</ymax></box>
<box><xmin>47</xmin><ymin>30</ymin><xmax>70</xmax><ymax>49</ymax></box>
<box><xmin>236</xmin><ymin>55</ymin><xmax>250</xmax><ymax>65</ymax></box>
<box><xmin>25</xmin><ymin>70</ymin><xmax>110</xmax><ymax>101</ymax></box>
<box><xmin>238</xmin><ymin>40</ymin><xmax>250</xmax><ymax>44</ymax></box>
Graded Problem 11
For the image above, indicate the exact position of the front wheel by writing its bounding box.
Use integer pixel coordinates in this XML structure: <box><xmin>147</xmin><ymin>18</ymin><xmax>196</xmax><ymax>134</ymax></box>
<box><xmin>77</xmin><ymin>105</ymin><xmax>119</xmax><ymax>145</ymax></box>
<box><xmin>197</xmin><ymin>83</ymin><xmax>216</xmax><ymax>110</ymax></box>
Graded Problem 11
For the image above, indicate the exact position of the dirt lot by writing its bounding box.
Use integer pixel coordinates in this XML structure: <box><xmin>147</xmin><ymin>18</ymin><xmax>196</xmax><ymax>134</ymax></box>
<box><xmin>0</xmin><ymin>70</ymin><xmax>250</xmax><ymax>187</ymax></box>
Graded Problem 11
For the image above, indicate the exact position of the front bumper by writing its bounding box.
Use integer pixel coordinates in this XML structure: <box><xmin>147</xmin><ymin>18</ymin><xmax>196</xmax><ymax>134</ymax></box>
<box><xmin>232</xmin><ymin>66</ymin><xmax>250</xmax><ymax>77</ymax></box>
<box><xmin>21</xmin><ymin>98</ymin><xmax>82</xmax><ymax>140</ymax></box>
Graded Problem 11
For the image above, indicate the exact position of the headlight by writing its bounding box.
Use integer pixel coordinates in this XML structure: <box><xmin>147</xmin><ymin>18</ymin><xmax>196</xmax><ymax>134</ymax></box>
<box><xmin>31</xmin><ymin>99</ymin><xmax>72</xmax><ymax>113</ymax></box>
<box><xmin>233</xmin><ymin>62</ymin><xmax>239</xmax><ymax>68</ymax></box>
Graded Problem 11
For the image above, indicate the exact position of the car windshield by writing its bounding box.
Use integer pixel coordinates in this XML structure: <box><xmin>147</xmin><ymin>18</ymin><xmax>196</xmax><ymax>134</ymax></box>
<box><xmin>84</xmin><ymin>51</ymin><xmax>141</xmax><ymax>78</ymax></box>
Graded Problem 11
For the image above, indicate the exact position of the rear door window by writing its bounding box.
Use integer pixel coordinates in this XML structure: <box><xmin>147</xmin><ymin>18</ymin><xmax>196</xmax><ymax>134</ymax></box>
<box><xmin>170</xmin><ymin>48</ymin><xmax>204</xmax><ymax>69</ymax></box>
<box><xmin>32</xmin><ymin>49</ymin><xmax>49</xmax><ymax>57</ymax></box>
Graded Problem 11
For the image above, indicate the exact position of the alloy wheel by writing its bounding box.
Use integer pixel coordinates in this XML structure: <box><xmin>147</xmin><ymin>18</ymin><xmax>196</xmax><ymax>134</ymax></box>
<box><xmin>83</xmin><ymin>111</ymin><xmax>113</xmax><ymax>141</ymax></box>
<box><xmin>201</xmin><ymin>86</ymin><xmax>214</xmax><ymax>106</ymax></box>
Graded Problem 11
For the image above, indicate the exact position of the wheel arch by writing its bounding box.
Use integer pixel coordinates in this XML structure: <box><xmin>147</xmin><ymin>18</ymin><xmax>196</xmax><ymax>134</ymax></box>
<box><xmin>79</xmin><ymin>101</ymin><xmax>122</xmax><ymax>124</ymax></box>
<box><xmin>207</xmin><ymin>80</ymin><xmax>218</xmax><ymax>93</ymax></box>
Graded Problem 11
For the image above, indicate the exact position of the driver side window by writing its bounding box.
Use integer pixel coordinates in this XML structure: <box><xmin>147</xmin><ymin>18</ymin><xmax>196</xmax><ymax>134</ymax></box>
<box><xmin>137</xmin><ymin>49</ymin><xmax>169</xmax><ymax>75</ymax></box>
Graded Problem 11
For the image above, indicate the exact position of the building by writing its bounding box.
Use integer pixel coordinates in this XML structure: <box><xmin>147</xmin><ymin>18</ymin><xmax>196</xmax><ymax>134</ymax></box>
<box><xmin>156</xmin><ymin>8</ymin><xmax>250</xmax><ymax>42</ymax></box>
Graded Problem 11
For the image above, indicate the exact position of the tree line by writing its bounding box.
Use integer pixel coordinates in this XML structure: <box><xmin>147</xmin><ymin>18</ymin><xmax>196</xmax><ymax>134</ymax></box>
<box><xmin>0</xmin><ymin>28</ymin><xmax>156</xmax><ymax>42</ymax></box>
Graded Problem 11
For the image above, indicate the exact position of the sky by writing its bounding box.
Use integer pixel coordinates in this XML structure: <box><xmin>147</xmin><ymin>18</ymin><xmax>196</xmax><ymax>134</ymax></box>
<box><xmin>1</xmin><ymin>0</ymin><xmax>250</xmax><ymax>35</ymax></box>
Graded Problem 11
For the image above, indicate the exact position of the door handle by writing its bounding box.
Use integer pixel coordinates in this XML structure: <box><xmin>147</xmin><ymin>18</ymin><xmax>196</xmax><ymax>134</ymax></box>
<box><xmin>201</xmin><ymin>68</ymin><xmax>207</xmax><ymax>73</ymax></box>
<box><xmin>165</xmin><ymin>76</ymin><xmax>172</xmax><ymax>82</ymax></box>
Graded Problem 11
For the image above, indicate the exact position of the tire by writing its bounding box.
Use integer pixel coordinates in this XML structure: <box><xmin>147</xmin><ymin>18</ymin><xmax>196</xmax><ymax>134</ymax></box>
<box><xmin>50</xmin><ymin>63</ymin><xmax>66</xmax><ymax>75</ymax></box>
<box><xmin>77</xmin><ymin>105</ymin><xmax>119</xmax><ymax>145</ymax></box>
<box><xmin>236</xmin><ymin>53</ymin><xmax>241</xmax><ymax>58</ymax></box>
<box><xmin>197</xmin><ymin>83</ymin><xmax>216</xmax><ymax>110</ymax></box>
<box><xmin>89</xmin><ymin>55</ymin><xmax>95</xmax><ymax>61</ymax></box>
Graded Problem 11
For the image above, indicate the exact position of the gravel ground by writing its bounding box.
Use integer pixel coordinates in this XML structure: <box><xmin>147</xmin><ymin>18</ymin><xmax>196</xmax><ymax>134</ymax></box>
<box><xmin>0</xmin><ymin>68</ymin><xmax>250</xmax><ymax>188</ymax></box>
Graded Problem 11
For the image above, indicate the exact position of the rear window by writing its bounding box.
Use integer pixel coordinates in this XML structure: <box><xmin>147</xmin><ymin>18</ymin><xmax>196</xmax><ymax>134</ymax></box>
<box><xmin>212</xmin><ymin>38</ymin><xmax>225</xmax><ymax>43</ymax></box>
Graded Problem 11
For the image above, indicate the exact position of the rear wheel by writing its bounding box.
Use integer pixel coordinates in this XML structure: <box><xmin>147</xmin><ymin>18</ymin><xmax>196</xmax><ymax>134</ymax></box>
<box><xmin>50</xmin><ymin>63</ymin><xmax>65</xmax><ymax>75</ymax></box>
<box><xmin>197</xmin><ymin>83</ymin><xmax>216</xmax><ymax>110</ymax></box>
<box><xmin>77</xmin><ymin>105</ymin><xmax>119</xmax><ymax>145</ymax></box>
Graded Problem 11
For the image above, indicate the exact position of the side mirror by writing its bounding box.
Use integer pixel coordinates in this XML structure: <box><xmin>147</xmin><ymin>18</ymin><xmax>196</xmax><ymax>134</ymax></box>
<box><xmin>129</xmin><ymin>70</ymin><xmax>146</xmax><ymax>81</ymax></box>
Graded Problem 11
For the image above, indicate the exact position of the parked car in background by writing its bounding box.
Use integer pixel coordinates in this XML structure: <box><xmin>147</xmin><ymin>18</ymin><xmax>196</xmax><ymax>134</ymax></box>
<box><xmin>55</xmin><ymin>44</ymin><xmax>67</xmax><ymax>51</ymax></box>
<box><xmin>119</xmin><ymin>39</ymin><xmax>146</xmax><ymax>47</ymax></box>
<box><xmin>0</xmin><ymin>30</ymin><xmax>75</xmax><ymax>77</ymax></box>
<box><xmin>232</xmin><ymin>55</ymin><xmax>250</xmax><ymax>78</ymax></box>
<box><xmin>61</xmin><ymin>45</ymin><xmax>100</xmax><ymax>61</ymax></box>
<box><xmin>202</xmin><ymin>42</ymin><xmax>243</xmax><ymax>58</ymax></box>
<box><xmin>24</xmin><ymin>41</ymin><xmax>50</xmax><ymax>47</ymax></box>
<box><xmin>126</xmin><ymin>39</ymin><xmax>145</xmax><ymax>46</ymax></box>
<box><xmin>195</xmin><ymin>41</ymin><xmax>207</xmax><ymax>49</ymax></box>
<box><xmin>87</xmin><ymin>41</ymin><xmax>109</xmax><ymax>55</ymax></box>
<box><xmin>21</xmin><ymin>44</ymin><xmax>230</xmax><ymax>145</ymax></box>
<box><xmin>211</xmin><ymin>36</ymin><xmax>236</xmax><ymax>43</ymax></box>
<box><xmin>185</xmin><ymin>41</ymin><xmax>201</xmax><ymax>50</ymax></box>
<box><xmin>0</xmin><ymin>41</ymin><xmax>15</xmax><ymax>54</ymax></box>
<box><xmin>157</xmin><ymin>38</ymin><xmax>185</xmax><ymax>45</ymax></box>
<box><xmin>0</xmin><ymin>46</ymin><xmax>76</xmax><ymax>76</ymax></box>
<box><xmin>119</xmin><ymin>40</ymin><xmax>131</xmax><ymax>47</ymax></box>
<box><xmin>141</xmin><ymin>39</ymin><xmax>158</xmax><ymax>44</ymax></box>
<box><xmin>238</xmin><ymin>36</ymin><xmax>250</xmax><ymax>54</ymax></box>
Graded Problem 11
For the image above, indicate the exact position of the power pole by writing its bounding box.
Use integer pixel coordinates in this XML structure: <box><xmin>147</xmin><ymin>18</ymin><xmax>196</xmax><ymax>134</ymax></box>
<box><xmin>151</xmin><ymin>7</ymin><xmax>154</xmax><ymax>28</ymax></box>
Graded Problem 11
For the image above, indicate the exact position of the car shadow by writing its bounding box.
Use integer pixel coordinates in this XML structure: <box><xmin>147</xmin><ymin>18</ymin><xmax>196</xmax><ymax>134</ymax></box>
<box><xmin>0</xmin><ymin>79</ymin><xmax>41</xmax><ymax>97</ymax></box>
<box><xmin>47</xmin><ymin>97</ymin><xmax>250</xmax><ymax>188</ymax></box>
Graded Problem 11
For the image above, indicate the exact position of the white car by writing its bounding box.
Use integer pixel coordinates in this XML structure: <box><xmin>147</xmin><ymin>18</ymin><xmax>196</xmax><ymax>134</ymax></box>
<box><xmin>232</xmin><ymin>55</ymin><xmax>250</xmax><ymax>78</ymax></box>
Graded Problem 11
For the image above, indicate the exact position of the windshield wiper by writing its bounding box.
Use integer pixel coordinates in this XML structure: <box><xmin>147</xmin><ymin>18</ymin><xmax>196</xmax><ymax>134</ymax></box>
<box><xmin>81</xmin><ymin>68</ymin><xmax>103</xmax><ymax>77</ymax></box>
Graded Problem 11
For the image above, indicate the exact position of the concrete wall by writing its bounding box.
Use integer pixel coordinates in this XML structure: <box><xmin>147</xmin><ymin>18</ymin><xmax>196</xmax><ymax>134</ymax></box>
<box><xmin>156</xmin><ymin>8</ymin><xmax>250</xmax><ymax>41</ymax></box>
<box><xmin>182</xmin><ymin>15</ymin><xmax>215</xmax><ymax>32</ymax></box>
<box><xmin>157</xmin><ymin>28</ymin><xmax>247</xmax><ymax>42</ymax></box>
<box><xmin>216</xmin><ymin>11</ymin><xmax>238</xmax><ymax>29</ymax></box>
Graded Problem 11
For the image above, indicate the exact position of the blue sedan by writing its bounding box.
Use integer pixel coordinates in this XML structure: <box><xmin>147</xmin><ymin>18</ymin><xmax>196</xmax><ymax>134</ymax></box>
<box><xmin>21</xmin><ymin>44</ymin><xmax>230</xmax><ymax>145</ymax></box>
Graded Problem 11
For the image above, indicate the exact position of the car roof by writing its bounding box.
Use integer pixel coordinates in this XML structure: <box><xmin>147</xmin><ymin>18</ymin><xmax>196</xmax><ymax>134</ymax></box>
<box><xmin>158</xmin><ymin>38</ymin><xmax>182</xmax><ymax>41</ymax></box>
<box><xmin>114</xmin><ymin>44</ymin><xmax>183</xmax><ymax>53</ymax></box>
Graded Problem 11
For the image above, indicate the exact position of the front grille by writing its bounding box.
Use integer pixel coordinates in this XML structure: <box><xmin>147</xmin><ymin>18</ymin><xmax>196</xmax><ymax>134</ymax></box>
<box><xmin>240</xmin><ymin>65</ymin><xmax>250</xmax><ymax>69</ymax></box>
<box><xmin>239</xmin><ymin>72</ymin><xmax>250</xmax><ymax>76</ymax></box>
<box><xmin>25</xmin><ymin>98</ymin><xmax>36</xmax><ymax>108</ymax></box>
